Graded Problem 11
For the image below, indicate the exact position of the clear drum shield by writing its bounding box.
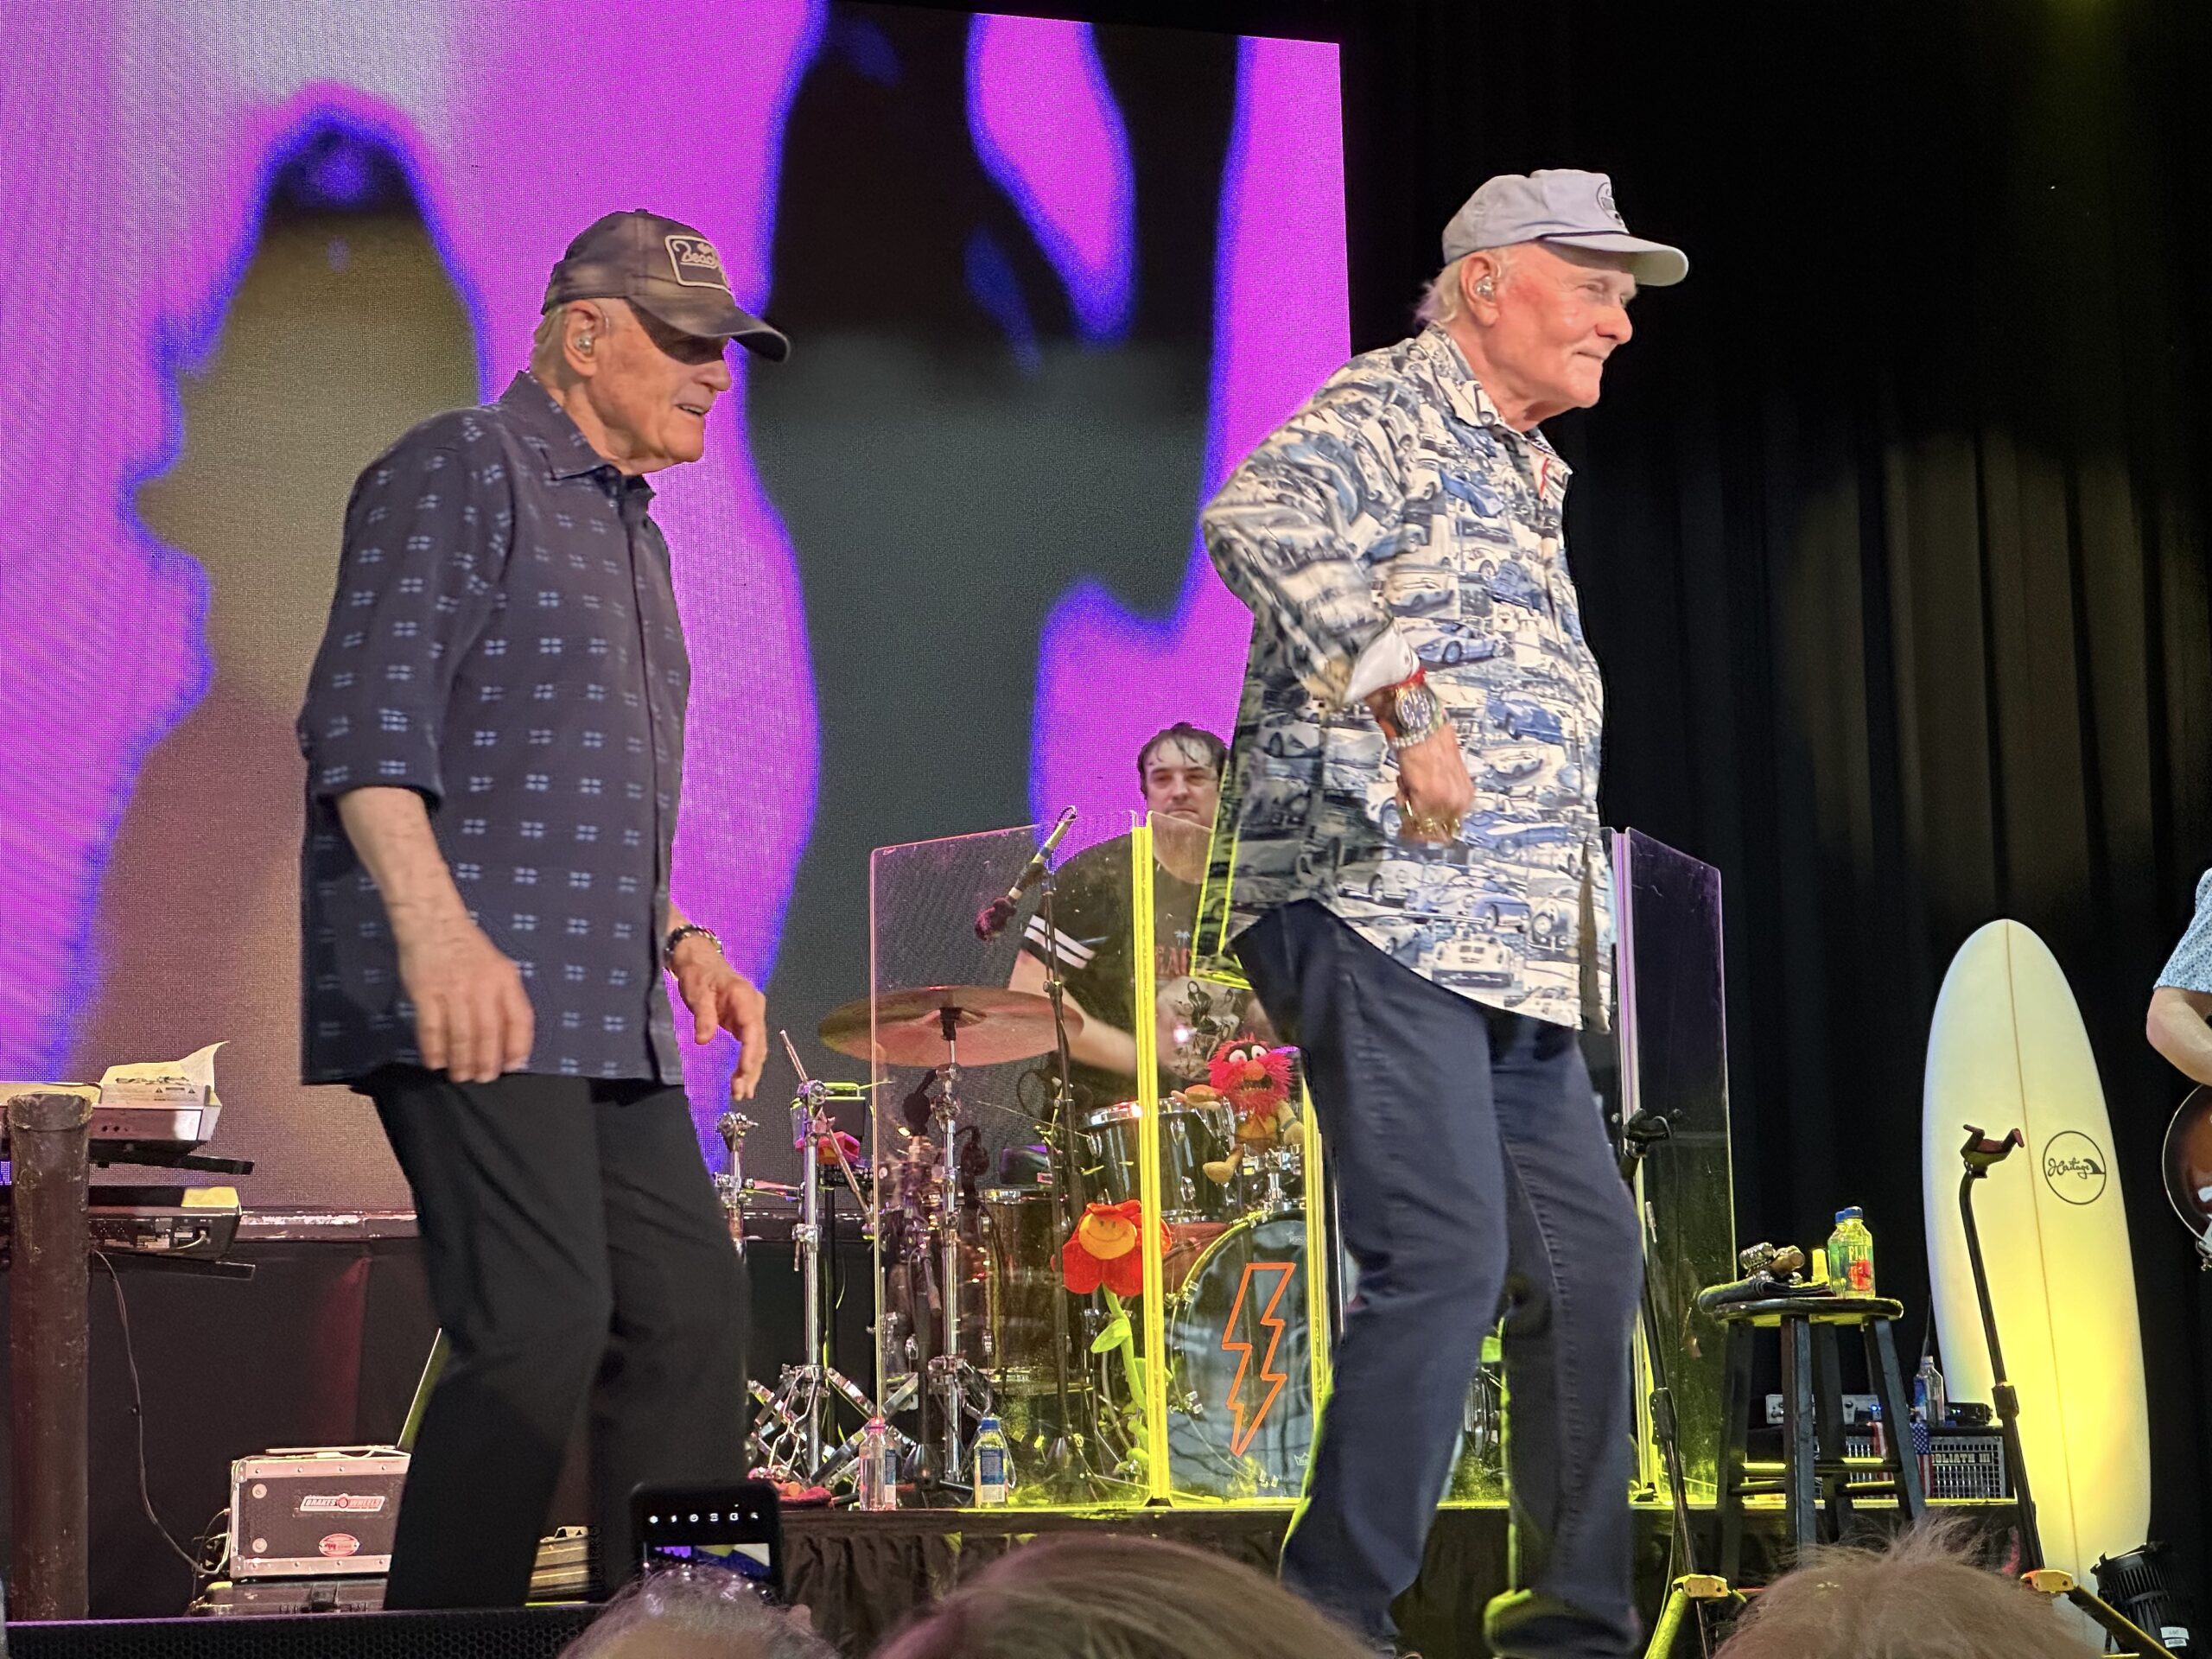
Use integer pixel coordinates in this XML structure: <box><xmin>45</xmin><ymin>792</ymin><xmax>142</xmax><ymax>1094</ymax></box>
<box><xmin>866</xmin><ymin>821</ymin><xmax>1153</xmax><ymax>1504</ymax></box>
<box><xmin>1611</xmin><ymin>827</ymin><xmax>1736</xmax><ymax>1503</ymax></box>
<box><xmin>1133</xmin><ymin>811</ymin><xmax>1330</xmax><ymax>1503</ymax></box>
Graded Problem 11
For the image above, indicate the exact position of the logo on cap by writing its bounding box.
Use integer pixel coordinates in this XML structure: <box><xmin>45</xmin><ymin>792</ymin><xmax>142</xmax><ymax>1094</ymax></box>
<box><xmin>664</xmin><ymin>235</ymin><xmax>730</xmax><ymax>292</ymax></box>
<box><xmin>1595</xmin><ymin>181</ymin><xmax>1624</xmax><ymax>229</ymax></box>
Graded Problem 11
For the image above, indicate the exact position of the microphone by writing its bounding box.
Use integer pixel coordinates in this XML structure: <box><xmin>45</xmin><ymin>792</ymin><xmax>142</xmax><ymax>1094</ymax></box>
<box><xmin>976</xmin><ymin>805</ymin><xmax>1078</xmax><ymax>940</ymax></box>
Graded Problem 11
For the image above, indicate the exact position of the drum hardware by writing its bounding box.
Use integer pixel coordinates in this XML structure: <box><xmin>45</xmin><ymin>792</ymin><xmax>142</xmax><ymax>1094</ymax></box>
<box><xmin>745</xmin><ymin>1035</ymin><xmax>901</xmax><ymax>1491</ymax></box>
<box><xmin>715</xmin><ymin>1111</ymin><xmax>755</xmax><ymax>1254</ymax></box>
<box><xmin>919</xmin><ymin>1006</ymin><xmax>998</xmax><ymax>1488</ymax></box>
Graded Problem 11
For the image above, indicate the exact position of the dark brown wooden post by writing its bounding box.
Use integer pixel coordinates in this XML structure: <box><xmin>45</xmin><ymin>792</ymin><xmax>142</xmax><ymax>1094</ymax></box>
<box><xmin>8</xmin><ymin>1087</ymin><xmax>93</xmax><ymax>1620</ymax></box>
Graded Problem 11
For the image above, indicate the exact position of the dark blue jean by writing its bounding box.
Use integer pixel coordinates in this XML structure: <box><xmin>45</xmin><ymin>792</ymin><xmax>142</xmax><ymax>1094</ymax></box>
<box><xmin>1236</xmin><ymin>901</ymin><xmax>1643</xmax><ymax>1656</ymax></box>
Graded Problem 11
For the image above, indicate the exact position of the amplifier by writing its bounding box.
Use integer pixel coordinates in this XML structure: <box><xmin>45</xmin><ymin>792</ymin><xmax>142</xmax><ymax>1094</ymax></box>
<box><xmin>1841</xmin><ymin>1427</ymin><xmax>2012</xmax><ymax>1499</ymax></box>
<box><xmin>230</xmin><ymin>1447</ymin><xmax>408</xmax><ymax>1580</ymax></box>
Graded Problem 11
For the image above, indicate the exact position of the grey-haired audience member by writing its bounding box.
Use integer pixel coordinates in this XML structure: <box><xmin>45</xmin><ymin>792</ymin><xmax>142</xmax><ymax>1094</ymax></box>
<box><xmin>557</xmin><ymin>1567</ymin><xmax>832</xmax><ymax>1659</ymax></box>
<box><xmin>1714</xmin><ymin>1521</ymin><xmax>2102</xmax><ymax>1659</ymax></box>
<box><xmin>874</xmin><ymin>1535</ymin><xmax>1380</xmax><ymax>1659</ymax></box>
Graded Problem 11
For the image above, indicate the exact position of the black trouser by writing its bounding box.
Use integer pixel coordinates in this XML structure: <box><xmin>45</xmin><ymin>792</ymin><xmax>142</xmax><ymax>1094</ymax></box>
<box><xmin>1236</xmin><ymin>902</ymin><xmax>1642</xmax><ymax>1657</ymax></box>
<box><xmin>361</xmin><ymin>1065</ymin><xmax>747</xmax><ymax>1607</ymax></box>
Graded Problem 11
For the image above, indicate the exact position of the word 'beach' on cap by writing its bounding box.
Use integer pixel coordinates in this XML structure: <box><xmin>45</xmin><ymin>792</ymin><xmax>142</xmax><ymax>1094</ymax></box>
<box><xmin>1441</xmin><ymin>170</ymin><xmax>1688</xmax><ymax>287</ymax></box>
<box><xmin>543</xmin><ymin>209</ymin><xmax>791</xmax><ymax>361</ymax></box>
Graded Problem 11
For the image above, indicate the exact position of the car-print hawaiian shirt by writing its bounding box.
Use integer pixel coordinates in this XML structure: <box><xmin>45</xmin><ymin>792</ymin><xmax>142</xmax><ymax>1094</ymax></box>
<box><xmin>1197</xmin><ymin>323</ymin><xmax>1611</xmax><ymax>1030</ymax></box>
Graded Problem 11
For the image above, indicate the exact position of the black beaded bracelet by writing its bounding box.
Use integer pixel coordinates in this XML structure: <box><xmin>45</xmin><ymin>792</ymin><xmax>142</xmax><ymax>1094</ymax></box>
<box><xmin>663</xmin><ymin>923</ymin><xmax>723</xmax><ymax>970</ymax></box>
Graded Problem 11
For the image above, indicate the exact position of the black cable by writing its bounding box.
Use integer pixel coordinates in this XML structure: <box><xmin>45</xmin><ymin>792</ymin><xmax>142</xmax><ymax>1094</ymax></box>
<box><xmin>188</xmin><ymin>1504</ymin><xmax>232</xmax><ymax>1599</ymax></box>
<box><xmin>93</xmin><ymin>1251</ymin><xmax>207</xmax><ymax>1576</ymax></box>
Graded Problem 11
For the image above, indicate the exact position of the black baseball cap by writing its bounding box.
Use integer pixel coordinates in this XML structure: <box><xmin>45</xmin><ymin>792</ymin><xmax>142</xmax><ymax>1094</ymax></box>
<box><xmin>543</xmin><ymin>209</ymin><xmax>790</xmax><ymax>362</ymax></box>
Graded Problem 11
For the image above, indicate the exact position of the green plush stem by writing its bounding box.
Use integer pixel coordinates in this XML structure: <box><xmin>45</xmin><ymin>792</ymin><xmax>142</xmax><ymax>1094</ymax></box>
<box><xmin>1101</xmin><ymin>1288</ymin><xmax>1145</xmax><ymax>1405</ymax></box>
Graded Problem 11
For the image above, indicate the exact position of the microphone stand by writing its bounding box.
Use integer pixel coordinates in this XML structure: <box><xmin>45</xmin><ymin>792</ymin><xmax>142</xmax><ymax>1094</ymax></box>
<box><xmin>1622</xmin><ymin>1109</ymin><xmax>1738</xmax><ymax>1658</ymax></box>
<box><xmin>1955</xmin><ymin>1126</ymin><xmax>2177</xmax><ymax>1656</ymax></box>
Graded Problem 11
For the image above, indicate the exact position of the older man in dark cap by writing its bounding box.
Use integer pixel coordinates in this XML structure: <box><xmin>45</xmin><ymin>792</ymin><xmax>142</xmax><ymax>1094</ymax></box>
<box><xmin>1201</xmin><ymin>171</ymin><xmax>1687</xmax><ymax>1656</ymax></box>
<box><xmin>297</xmin><ymin>210</ymin><xmax>785</xmax><ymax>1606</ymax></box>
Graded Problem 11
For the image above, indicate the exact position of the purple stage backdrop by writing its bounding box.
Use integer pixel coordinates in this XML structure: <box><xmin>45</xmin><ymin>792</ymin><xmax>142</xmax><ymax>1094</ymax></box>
<box><xmin>0</xmin><ymin>3</ymin><xmax>1346</xmax><ymax>1180</ymax></box>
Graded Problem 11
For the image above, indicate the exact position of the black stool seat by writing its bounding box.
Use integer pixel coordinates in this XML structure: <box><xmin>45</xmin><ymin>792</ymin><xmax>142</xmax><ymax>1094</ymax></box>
<box><xmin>1712</xmin><ymin>1289</ymin><xmax>1923</xmax><ymax>1584</ymax></box>
<box><xmin>1711</xmin><ymin>1294</ymin><xmax>1905</xmax><ymax>1325</ymax></box>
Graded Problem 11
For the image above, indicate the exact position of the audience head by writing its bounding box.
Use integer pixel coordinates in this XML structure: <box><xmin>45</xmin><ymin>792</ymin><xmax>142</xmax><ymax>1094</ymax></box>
<box><xmin>557</xmin><ymin>1567</ymin><xmax>834</xmax><ymax>1659</ymax></box>
<box><xmin>874</xmin><ymin>1534</ymin><xmax>1377</xmax><ymax>1659</ymax></box>
<box><xmin>1715</xmin><ymin>1522</ymin><xmax>2103</xmax><ymax>1659</ymax></box>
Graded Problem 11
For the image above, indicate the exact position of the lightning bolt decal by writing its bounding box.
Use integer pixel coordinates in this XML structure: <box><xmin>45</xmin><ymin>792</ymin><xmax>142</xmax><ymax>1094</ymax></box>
<box><xmin>1221</xmin><ymin>1260</ymin><xmax>1298</xmax><ymax>1459</ymax></box>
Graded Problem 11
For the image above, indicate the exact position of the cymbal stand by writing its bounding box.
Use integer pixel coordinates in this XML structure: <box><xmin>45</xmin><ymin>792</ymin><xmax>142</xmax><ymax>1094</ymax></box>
<box><xmin>747</xmin><ymin>1036</ymin><xmax>908</xmax><ymax>1489</ymax></box>
<box><xmin>924</xmin><ymin>1007</ymin><xmax>995</xmax><ymax>1490</ymax></box>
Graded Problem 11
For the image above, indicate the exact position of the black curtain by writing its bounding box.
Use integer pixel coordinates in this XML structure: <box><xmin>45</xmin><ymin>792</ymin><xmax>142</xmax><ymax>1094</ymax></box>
<box><xmin>1327</xmin><ymin>0</ymin><xmax>2212</xmax><ymax>1580</ymax></box>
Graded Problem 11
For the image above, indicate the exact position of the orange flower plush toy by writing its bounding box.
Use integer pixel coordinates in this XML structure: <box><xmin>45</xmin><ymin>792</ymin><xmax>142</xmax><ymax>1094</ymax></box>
<box><xmin>1061</xmin><ymin>1199</ymin><xmax>1162</xmax><ymax>1298</ymax></box>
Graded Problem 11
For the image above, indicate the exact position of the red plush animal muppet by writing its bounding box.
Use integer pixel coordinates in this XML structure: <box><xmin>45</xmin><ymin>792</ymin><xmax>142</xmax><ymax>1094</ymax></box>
<box><xmin>1188</xmin><ymin>1039</ymin><xmax>1297</xmax><ymax>1186</ymax></box>
<box><xmin>1061</xmin><ymin>1199</ymin><xmax>1164</xmax><ymax>1298</ymax></box>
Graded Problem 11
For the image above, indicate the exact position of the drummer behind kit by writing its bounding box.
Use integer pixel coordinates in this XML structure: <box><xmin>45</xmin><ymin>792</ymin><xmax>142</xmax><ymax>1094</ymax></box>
<box><xmin>727</xmin><ymin>965</ymin><xmax>1323</xmax><ymax>1503</ymax></box>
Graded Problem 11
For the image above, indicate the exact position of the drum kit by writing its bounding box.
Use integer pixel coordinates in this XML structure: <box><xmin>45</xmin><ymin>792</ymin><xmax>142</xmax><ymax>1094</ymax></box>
<box><xmin>735</xmin><ymin>977</ymin><xmax>1317</xmax><ymax>1502</ymax></box>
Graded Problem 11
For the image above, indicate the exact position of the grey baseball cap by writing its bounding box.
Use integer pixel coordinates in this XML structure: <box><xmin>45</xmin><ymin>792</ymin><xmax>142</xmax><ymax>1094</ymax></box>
<box><xmin>543</xmin><ymin>209</ymin><xmax>790</xmax><ymax>361</ymax></box>
<box><xmin>1441</xmin><ymin>170</ymin><xmax>1688</xmax><ymax>287</ymax></box>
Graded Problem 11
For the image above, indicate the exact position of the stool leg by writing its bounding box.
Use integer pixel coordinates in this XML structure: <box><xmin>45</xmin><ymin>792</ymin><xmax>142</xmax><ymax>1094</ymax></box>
<box><xmin>1812</xmin><ymin>1323</ymin><xmax>1849</xmax><ymax>1540</ymax></box>
<box><xmin>1866</xmin><ymin>1319</ymin><xmax>1925</xmax><ymax>1521</ymax></box>
<box><xmin>1779</xmin><ymin>1316</ymin><xmax>1819</xmax><ymax>1560</ymax></box>
<box><xmin>1719</xmin><ymin>1323</ymin><xmax>1754</xmax><ymax>1586</ymax></box>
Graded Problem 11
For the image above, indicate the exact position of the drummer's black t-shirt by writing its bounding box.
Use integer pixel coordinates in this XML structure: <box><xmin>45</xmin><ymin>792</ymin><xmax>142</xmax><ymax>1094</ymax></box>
<box><xmin>1018</xmin><ymin>830</ymin><xmax>1251</xmax><ymax>1113</ymax></box>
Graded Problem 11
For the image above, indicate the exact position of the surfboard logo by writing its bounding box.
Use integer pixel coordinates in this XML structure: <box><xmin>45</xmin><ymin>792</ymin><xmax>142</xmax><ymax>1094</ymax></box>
<box><xmin>2043</xmin><ymin>1129</ymin><xmax>2109</xmax><ymax>1205</ymax></box>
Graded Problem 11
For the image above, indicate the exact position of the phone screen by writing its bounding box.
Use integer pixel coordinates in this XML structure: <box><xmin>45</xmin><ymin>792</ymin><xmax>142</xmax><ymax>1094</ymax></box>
<box><xmin>632</xmin><ymin>1481</ymin><xmax>785</xmax><ymax>1602</ymax></box>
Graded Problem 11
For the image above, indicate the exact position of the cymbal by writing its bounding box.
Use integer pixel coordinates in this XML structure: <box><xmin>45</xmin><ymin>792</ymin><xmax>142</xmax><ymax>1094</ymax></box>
<box><xmin>817</xmin><ymin>985</ymin><xmax>1084</xmax><ymax>1068</ymax></box>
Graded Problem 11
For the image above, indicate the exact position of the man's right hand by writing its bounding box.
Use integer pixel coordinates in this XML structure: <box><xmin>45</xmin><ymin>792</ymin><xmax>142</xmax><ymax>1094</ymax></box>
<box><xmin>395</xmin><ymin>912</ymin><xmax>534</xmax><ymax>1084</ymax></box>
<box><xmin>1393</xmin><ymin>724</ymin><xmax>1476</xmax><ymax>844</ymax></box>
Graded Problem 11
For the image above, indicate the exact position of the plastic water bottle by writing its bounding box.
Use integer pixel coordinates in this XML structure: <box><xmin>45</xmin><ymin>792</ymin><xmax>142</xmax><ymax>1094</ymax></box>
<box><xmin>1826</xmin><ymin>1207</ymin><xmax>1876</xmax><ymax>1295</ymax></box>
<box><xmin>973</xmin><ymin>1414</ymin><xmax>1010</xmax><ymax>1506</ymax></box>
<box><xmin>857</xmin><ymin>1417</ymin><xmax>897</xmax><ymax>1511</ymax></box>
<box><xmin>1914</xmin><ymin>1355</ymin><xmax>1948</xmax><ymax>1426</ymax></box>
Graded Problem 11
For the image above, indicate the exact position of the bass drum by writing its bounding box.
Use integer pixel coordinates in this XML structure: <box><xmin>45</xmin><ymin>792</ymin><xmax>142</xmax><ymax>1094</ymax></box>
<box><xmin>1163</xmin><ymin>1214</ymin><xmax>1313</xmax><ymax>1498</ymax></box>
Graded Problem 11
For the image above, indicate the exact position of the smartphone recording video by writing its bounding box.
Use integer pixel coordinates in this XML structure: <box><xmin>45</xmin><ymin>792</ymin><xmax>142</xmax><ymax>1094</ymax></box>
<box><xmin>632</xmin><ymin>1480</ymin><xmax>785</xmax><ymax>1603</ymax></box>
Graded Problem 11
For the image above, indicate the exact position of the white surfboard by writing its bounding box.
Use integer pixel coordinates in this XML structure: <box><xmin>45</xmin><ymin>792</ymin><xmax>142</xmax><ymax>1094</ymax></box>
<box><xmin>1923</xmin><ymin>919</ymin><xmax>2149</xmax><ymax>1584</ymax></box>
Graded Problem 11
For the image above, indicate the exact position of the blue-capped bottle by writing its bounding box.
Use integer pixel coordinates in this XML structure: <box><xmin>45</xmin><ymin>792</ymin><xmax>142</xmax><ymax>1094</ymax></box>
<box><xmin>973</xmin><ymin>1414</ymin><xmax>1011</xmax><ymax>1506</ymax></box>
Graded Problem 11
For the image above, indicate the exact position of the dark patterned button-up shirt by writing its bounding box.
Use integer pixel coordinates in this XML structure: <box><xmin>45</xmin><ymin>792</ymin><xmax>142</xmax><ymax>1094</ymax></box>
<box><xmin>1198</xmin><ymin>325</ymin><xmax>1611</xmax><ymax>1029</ymax></box>
<box><xmin>297</xmin><ymin>373</ymin><xmax>690</xmax><ymax>1083</ymax></box>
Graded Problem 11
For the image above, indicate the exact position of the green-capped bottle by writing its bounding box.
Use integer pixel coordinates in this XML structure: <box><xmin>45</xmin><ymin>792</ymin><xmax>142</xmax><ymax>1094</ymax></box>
<box><xmin>1826</xmin><ymin>1207</ymin><xmax>1875</xmax><ymax>1295</ymax></box>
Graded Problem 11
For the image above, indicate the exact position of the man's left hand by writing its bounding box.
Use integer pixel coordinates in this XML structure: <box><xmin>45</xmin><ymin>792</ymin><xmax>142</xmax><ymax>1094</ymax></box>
<box><xmin>670</xmin><ymin>937</ymin><xmax>769</xmax><ymax>1100</ymax></box>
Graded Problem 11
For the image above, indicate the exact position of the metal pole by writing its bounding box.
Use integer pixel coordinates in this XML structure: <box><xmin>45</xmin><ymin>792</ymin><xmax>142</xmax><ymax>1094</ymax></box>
<box><xmin>796</xmin><ymin>1090</ymin><xmax>823</xmax><ymax>1472</ymax></box>
<box><xmin>1959</xmin><ymin>1164</ymin><xmax>2044</xmax><ymax>1570</ymax></box>
<box><xmin>8</xmin><ymin>1088</ymin><xmax>93</xmax><ymax>1620</ymax></box>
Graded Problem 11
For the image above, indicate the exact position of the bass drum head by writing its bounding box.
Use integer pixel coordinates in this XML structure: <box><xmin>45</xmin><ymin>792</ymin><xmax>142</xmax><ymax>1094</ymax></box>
<box><xmin>1164</xmin><ymin>1215</ymin><xmax>1313</xmax><ymax>1498</ymax></box>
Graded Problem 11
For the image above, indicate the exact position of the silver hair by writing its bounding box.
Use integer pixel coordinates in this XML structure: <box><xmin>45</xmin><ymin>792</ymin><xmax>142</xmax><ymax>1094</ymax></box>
<box><xmin>1414</xmin><ymin>245</ymin><xmax>1514</xmax><ymax>326</ymax></box>
<box><xmin>557</xmin><ymin>1567</ymin><xmax>835</xmax><ymax>1659</ymax></box>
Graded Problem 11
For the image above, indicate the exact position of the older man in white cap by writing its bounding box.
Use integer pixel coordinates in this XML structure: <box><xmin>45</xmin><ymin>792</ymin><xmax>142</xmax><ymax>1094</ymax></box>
<box><xmin>1199</xmin><ymin>171</ymin><xmax>1687</xmax><ymax>1656</ymax></box>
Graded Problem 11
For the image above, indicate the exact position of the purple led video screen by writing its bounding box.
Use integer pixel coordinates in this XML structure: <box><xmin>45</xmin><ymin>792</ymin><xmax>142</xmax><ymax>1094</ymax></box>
<box><xmin>0</xmin><ymin>3</ymin><xmax>1345</xmax><ymax>1200</ymax></box>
